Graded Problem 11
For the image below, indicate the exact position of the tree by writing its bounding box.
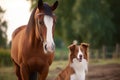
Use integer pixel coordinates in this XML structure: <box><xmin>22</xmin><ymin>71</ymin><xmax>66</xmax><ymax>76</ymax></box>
<box><xmin>72</xmin><ymin>0</ymin><xmax>115</xmax><ymax>48</ymax></box>
<box><xmin>55</xmin><ymin>0</ymin><xmax>75</xmax><ymax>44</ymax></box>
<box><xmin>0</xmin><ymin>6</ymin><xmax>7</xmax><ymax>48</ymax></box>
<box><xmin>27</xmin><ymin>0</ymin><xmax>115</xmax><ymax>48</ymax></box>
<box><xmin>107</xmin><ymin>0</ymin><xmax>120</xmax><ymax>45</ymax></box>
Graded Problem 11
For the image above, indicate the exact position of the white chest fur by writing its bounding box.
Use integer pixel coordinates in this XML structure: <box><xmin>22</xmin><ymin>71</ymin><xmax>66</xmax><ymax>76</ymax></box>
<box><xmin>70</xmin><ymin>58</ymin><xmax>88</xmax><ymax>80</ymax></box>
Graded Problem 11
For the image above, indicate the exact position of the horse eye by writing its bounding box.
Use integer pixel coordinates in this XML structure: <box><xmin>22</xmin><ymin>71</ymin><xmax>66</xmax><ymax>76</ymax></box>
<box><xmin>39</xmin><ymin>20</ymin><xmax>44</xmax><ymax>25</ymax></box>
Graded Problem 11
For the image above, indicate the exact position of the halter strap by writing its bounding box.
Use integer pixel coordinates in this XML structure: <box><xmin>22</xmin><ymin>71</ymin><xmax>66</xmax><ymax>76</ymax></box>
<box><xmin>37</xmin><ymin>13</ymin><xmax>56</xmax><ymax>16</ymax></box>
<box><xmin>37</xmin><ymin>13</ymin><xmax>45</xmax><ymax>16</ymax></box>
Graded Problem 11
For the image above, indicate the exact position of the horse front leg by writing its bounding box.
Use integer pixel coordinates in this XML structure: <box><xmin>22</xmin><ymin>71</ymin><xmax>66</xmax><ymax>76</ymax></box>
<box><xmin>38</xmin><ymin>66</ymin><xmax>49</xmax><ymax>80</ymax></box>
<box><xmin>12</xmin><ymin>59</ymin><xmax>22</xmax><ymax>80</ymax></box>
<box><xmin>15</xmin><ymin>64</ymin><xmax>22</xmax><ymax>80</ymax></box>
<box><xmin>20</xmin><ymin>64</ymin><xmax>29</xmax><ymax>80</ymax></box>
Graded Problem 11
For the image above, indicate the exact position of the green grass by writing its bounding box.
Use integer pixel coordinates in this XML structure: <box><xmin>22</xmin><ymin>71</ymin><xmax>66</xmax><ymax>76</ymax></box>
<box><xmin>0</xmin><ymin>59</ymin><xmax>120</xmax><ymax>80</ymax></box>
<box><xmin>50</xmin><ymin>60</ymin><xmax>68</xmax><ymax>70</ymax></box>
<box><xmin>0</xmin><ymin>67</ymin><xmax>17</xmax><ymax>80</ymax></box>
<box><xmin>0</xmin><ymin>49</ymin><xmax>12</xmax><ymax>67</ymax></box>
<box><xmin>0</xmin><ymin>60</ymin><xmax>68</xmax><ymax>80</ymax></box>
<box><xmin>0</xmin><ymin>47</ymin><xmax>120</xmax><ymax>80</ymax></box>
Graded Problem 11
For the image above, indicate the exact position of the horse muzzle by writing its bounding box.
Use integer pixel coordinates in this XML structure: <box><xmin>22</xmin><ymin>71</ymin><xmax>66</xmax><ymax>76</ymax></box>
<box><xmin>43</xmin><ymin>42</ymin><xmax>55</xmax><ymax>53</ymax></box>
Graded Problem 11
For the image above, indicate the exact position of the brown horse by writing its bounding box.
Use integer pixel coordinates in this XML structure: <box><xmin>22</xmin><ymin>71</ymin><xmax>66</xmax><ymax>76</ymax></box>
<box><xmin>11</xmin><ymin>0</ymin><xmax>58</xmax><ymax>80</ymax></box>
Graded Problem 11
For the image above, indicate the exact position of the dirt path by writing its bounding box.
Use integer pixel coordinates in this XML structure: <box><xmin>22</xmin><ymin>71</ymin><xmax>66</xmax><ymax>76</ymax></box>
<box><xmin>86</xmin><ymin>64</ymin><xmax>120</xmax><ymax>80</ymax></box>
<box><xmin>47</xmin><ymin>63</ymin><xmax>120</xmax><ymax>80</ymax></box>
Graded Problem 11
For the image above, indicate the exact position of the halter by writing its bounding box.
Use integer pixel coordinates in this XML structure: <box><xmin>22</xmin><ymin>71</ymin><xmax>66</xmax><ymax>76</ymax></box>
<box><xmin>37</xmin><ymin>13</ymin><xmax>56</xmax><ymax>16</ymax></box>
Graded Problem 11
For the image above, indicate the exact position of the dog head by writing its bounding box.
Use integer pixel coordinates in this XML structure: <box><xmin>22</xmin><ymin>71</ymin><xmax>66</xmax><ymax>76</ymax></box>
<box><xmin>68</xmin><ymin>42</ymin><xmax>89</xmax><ymax>63</ymax></box>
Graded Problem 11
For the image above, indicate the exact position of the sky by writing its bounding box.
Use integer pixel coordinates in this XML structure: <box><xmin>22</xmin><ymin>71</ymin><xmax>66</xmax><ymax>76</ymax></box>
<box><xmin>0</xmin><ymin>0</ymin><xmax>31</xmax><ymax>42</ymax></box>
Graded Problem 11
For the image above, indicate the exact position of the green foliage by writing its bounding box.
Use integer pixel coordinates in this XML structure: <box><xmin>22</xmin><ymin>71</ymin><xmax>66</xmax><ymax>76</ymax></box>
<box><xmin>0</xmin><ymin>6</ymin><xmax>7</xmax><ymax>48</ymax></box>
<box><xmin>55</xmin><ymin>48</ymin><xmax>68</xmax><ymax>60</ymax></box>
<box><xmin>107</xmin><ymin>0</ymin><xmax>120</xmax><ymax>45</ymax></box>
<box><xmin>0</xmin><ymin>49</ymin><xmax>12</xmax><ymax>67</ymax></box>
<box><xmin>72</xmin><ymin>0</ymin><xmax>115</xmax><ymax>48</ymax></box>
<box><xmin>27</xmin><ymin>0</ymin><xmax>119</xmax><ymax>48</ymax></box>
<box><xmin>55</xmin><ymin>0</ymin><xmax>76</xmax><ymax>44</ymax></box>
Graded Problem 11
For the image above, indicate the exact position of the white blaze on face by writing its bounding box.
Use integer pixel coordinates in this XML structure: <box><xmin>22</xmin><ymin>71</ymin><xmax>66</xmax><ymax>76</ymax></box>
<box><xmin>43</xmin><ymin>15</ymin><xmax>55</xmax><ymax>53</ymax></box>
<box><xmin>77</xmin><ymin>47</ymin><xmax>83</xmax><ymax>59</ymax></box>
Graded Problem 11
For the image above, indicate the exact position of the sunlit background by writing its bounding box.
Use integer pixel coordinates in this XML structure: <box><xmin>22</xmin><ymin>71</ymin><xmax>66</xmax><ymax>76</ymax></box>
<box><xmin>0</xmin><ymin>0</ymin><xmax>30</xmax><ymax>42</ymax></box>
<box><xmin>0</xmin><ymin>0</ymin><xmax>120</xmax><ymax>80</ymax></box>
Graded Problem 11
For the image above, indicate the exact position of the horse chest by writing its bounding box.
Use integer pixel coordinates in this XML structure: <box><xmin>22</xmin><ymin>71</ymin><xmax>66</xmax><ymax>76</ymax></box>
<box><xmin>22</xmin><ymin>49</ymin><xmax>53</xmax><ymax>63</ymax></box>
<box><xmin>22</xmin><ymin>50</ymin><xmax>46</xmax><ymax>62</ymax></box>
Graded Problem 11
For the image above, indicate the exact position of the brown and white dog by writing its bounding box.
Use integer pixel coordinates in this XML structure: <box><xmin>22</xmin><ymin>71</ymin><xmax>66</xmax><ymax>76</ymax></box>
<box><xmin>55</xmin><ymin>42</ymin><xmax>89</xmax><ymax>80</ymax></box>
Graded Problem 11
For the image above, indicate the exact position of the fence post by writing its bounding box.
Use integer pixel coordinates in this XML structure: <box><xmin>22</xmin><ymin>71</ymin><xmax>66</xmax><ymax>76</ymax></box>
<box><xmin>114</xmin><ymin>43</ymin><xmax>120</xmax><ymax>59</ymax></box>
<box><xmin>102</xmin><ymin>45</ymin><xmax>106</xmax><ymax>59</ymax></box>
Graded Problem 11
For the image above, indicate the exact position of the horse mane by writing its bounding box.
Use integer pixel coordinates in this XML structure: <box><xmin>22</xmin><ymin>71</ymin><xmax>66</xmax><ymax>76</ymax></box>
<box><xmin>26</xmin><ymin>6</ymin><xmax>37</xmax><ymax>33</ymax></box>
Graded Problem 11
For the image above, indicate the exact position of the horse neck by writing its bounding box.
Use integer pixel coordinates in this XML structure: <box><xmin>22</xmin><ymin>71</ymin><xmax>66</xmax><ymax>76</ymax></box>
<box><xmin>28</xmin><ymin>29</ymin><xmax>43</xmax><ymax>48</ymax></box>
<box><xmin>26</xmin><ymin>21</ymin><xmax>43</xmax><ymax>48</ymax></box>
<box><xmin>26</xmin><ymin>7</ymin><xmax>43</xmax><ymax>47</ymax></box>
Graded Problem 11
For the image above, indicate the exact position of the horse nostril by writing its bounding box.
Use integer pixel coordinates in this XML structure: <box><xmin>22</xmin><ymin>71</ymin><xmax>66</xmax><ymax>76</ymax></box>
<box><xmin>44</xmin><ymin>43</ymin><xmax>55</xmax><ymax>53</ymax></box>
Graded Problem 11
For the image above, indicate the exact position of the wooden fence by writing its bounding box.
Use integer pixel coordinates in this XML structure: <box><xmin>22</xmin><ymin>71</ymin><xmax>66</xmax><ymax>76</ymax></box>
<box><xmin>90</xmin><ymin>44</ymin><xmax>120</xmax><ymax>59</ymax></box>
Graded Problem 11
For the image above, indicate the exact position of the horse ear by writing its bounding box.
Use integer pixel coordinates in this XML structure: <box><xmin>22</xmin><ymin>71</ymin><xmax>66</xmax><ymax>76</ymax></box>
<box><xmin>38</xmin><ymin>0</ymin><xmax>43</xmax><ymax>10</ymax></box>
<box><xmin>51</xmin><ymin>1</ymin><xmax>58</xmax><ymax>11</ymax></box>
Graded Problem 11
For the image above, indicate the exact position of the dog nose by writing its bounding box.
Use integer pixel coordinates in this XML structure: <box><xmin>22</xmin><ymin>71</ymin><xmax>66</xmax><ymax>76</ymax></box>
<box><xmin>79</xmin><ymin>55</ymin><xmax>82</xmax><ymax>59</ymax></box>
<box><xmin>78</xmin><ymin>54</ymin><xmax>83</xmax><ymax>62</ymax></box>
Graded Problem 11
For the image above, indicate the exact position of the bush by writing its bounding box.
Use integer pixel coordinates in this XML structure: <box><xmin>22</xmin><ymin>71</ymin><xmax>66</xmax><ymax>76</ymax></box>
<box><xmin>54</xmin><ymin>48</ymin><xmax>69</xmax><ymax>61</ymax></box>
<box><xmin>0</xmin><ymin>48</ymin><xmax>69</xmax><ymax>66</ymax></box>
<box><xmin>0</xmin><ymin>49</ymin><xmax>13</xmax><ymax>67</ymax></box>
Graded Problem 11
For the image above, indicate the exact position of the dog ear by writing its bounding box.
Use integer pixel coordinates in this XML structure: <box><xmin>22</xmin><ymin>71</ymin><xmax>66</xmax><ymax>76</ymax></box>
<box><xmin>81</xmin><ymin>43</ymin><xmax>89</xmax><ymax>49</ymax></box>
<box><xmin>80</xmin><ymin>43</ymin><xmax>89</xmax><ymax>60</ymax></box>
<box><xmin>68</xmin><ymin>44</ymin><xmax>76</xmax><ymax>52</ymax></box>
<box><xmin>80</xmin><ymin>43</ymin><xmax>89</xmax><ymax>54</ymax></box>
<box><xmin>68</xmin><ymin>40</ymin><xmax>78</xmax><ymax>52</ymax></box>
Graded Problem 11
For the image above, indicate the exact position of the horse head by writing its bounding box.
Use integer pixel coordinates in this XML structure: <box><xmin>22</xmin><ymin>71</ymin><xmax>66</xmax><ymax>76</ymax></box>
<box><xmin>34</xmin><ymin>0</ymin><xmax>58</xmax><ymax>53</ymax></box>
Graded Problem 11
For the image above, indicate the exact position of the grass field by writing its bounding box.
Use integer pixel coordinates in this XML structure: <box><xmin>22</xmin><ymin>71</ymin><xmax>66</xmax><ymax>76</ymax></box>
<box><xmin>0</xmin><ymin>59</ymin><xmax>120</xmax><ymax>80</ymax></box>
